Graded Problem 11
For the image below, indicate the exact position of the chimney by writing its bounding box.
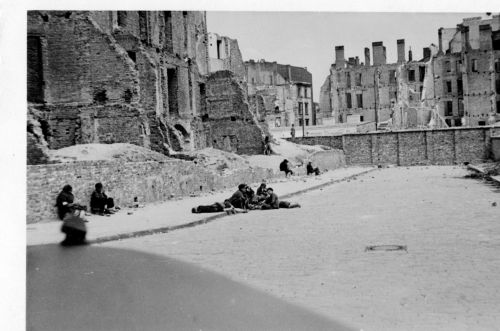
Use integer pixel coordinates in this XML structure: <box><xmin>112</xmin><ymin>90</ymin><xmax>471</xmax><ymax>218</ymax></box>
<box><xmin>423</xmin><ymin>47</ymin><xmax>431</xmax><ymax>60</ymax></box>
<box><xmin>408</xmin><ymin>47</ymin><xmax>413</xmax><ymax>62</ymax></box>
<box><xmin>479</xmin><ymin>24</ymin><xmax>492</xmax><ymax>50</ymax></box>
<box><xmin>397</xmin><ymin>39</ymin><xmax>405</xmax><ymax>63</ymax></box>
<box><xmin>372</xmin><ymin>41</ymin><xmax>386</xmax><ymax>65</ymax></box>
<box><xmin>461</xmin><ymin>25</ymin><xmax>470</xmax><ymax>50</ymax></box>
<box><xmin>355</xmin><ymin>56</ymin><xmax>359</xmax><ymax>66</ymax></box>
<box><xmin>335</xmin><ymin>46</ymin><xmax>345</xmax><ymax>68</ymax></box>
<box><xmin>364</xmin><ymin>47</ymin><xmax>370</xmax><ymax>66</ymax></box>
<box><xmin>438</xmin><ymin>27</ymin><xmax>443</xmax><ymax>53</ymax></box>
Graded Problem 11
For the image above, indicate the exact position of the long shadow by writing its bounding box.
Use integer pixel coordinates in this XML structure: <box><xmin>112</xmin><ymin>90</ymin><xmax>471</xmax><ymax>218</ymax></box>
<box><xmin>28</xmin><ymin>244</ymin><xmax>355</xmax><ymax>331</ymax></box>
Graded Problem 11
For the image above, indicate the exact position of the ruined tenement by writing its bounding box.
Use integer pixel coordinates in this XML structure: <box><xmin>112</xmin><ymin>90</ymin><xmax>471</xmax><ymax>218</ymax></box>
<box><xmin>245</xmin><ymin>60</ymin><xmax>315</xmax><ymax>128</ymax></box>
<box><xmin>426</xmin><ymin>15</ymin><xmax>500</xmax><ymax>126</ymax></box>
<box><xmin>208</xmin><ymin>32</ymin><xmax>245</xmax><ymax>79</ymax></box>
<box><xmin>27</xmin><ymin>11</ymin><xmax>267</xmax><ymax>164</ymax></box>
<box><xmin>320</xmin><ymin>40</ymin><xmax>428</xmax><ymax>128</ymax></box>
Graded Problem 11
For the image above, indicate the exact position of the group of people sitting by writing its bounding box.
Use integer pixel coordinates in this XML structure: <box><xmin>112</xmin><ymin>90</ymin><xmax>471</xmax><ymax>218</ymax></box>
<box><xmin>192</xmin><ymin>182</ymin><xmax>300</xmax><ymax>214</ymax></box>
<box><xmin>55</xmin><ymin>182</ymin><xmax>118</xmax><ymax>246</ymax></box>
<box><xmin>280</xmin><ymin>159</ymin><xmax>321</xmax><ymax>177</ymax></box>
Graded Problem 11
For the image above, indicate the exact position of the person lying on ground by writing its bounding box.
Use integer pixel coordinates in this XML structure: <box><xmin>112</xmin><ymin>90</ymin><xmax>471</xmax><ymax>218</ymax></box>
<box><xmin>90</xmin><ymin>182</ymin><xmax>117</xmax><ymax>215</ymax></box>
<box><xmin>192</xmin><ymin>202</ymin><xmax>225</xmax><ymax>213</ymax></box>
<box><xmin>260</xmin><ymin>187</ymin><xmax>301</xmax><ymax>210</ymax></box>
<box><xmin>193</xmin><ymin>184</ymin><xmax>249</xmax><ymax>213</ymax></box>
<box><xmin>306</xmin><ymin>161</ymin><xmax>321</xmax><ymax>176</ymax></box>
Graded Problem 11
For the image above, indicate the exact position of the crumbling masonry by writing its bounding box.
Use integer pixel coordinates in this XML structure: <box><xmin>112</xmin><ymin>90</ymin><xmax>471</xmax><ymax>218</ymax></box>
<box><xmin>27</xmin><ymin>11</ymin><xmax>267</xmax><ymax>164</ymax></box>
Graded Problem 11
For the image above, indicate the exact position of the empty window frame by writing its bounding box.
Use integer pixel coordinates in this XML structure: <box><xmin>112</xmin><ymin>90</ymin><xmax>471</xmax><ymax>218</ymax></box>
<box><xmin>471</xmin><ymin>59</ymin><xmax>478</xmax><ymax>72</ymax></box>
<box><xmin>356</xmin><ymin>93</ymin><xmax>363</xmax><ymax>108</ymax></box>
<box><xmin>408</xmin><ymin>70</ymin><xmax>415</xmax><ymax>82</ymax></box>
<box><xmin>445</xmin><ymin>100</ymin><xmax>453</xmax><ymax>116</ymax></box>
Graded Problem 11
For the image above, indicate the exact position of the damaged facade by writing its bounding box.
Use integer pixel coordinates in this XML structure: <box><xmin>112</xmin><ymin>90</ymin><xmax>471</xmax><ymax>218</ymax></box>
<box><xmin>424</xmin><ymin>15</ymin><xmax>500</xmax><ymax>126</ymax></box>
<box><xmin>320</xmin><ymin>40</ymin><xmax>428</xmax><ymax>129</ymax></box>
<box><xmin>27</xmin><ymin>11</ymin><xmax>267</xmax><ymax>165</ymax></box>
<box><xmin>245</xmin><ymin>60</ymin><xmax>315</xmax><ymax>128</ymax></box>
<box><xmin>207</xmin><ymin>32</ymin><xmax>245</xmax><ymax>79</ymax></box>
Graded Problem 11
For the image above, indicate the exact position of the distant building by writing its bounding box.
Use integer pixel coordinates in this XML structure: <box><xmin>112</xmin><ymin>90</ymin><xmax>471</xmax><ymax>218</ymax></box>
<box><xmin>424</xmin><ymin>15</ymin><xmax>500</xmax><ymax>126</ymax></box>
<box><xmin>320</xmin><ymin>40</ymin><xmax>428</xmax><ymax>129</ymax></box>
<box><xmin>245</xmin><ymin>59</ymin><xmax>315</xmax><ymax>128</ymax></box>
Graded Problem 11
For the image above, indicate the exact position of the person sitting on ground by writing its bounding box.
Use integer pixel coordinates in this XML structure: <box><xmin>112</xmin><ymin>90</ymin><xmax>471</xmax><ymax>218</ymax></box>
<box><xmin>279</xmin><ymin>159</ymin><xmax>294</xmax><ymax>177</ymax></box>
<box><xmin>260</xmin><ymin>187</ymin><xmax>301</xmax><ymax>210</ymax></box>
<box><xmin>224</xmin><ymin>183</ymin><xmax>249</xmax><ymax>210</ymax></box>
<box><xmin>306</xmin><ymin>161</ymin><xmax>321</xmax><ymax>176</ymax></box>
<box><xmin>256</xmin><ymin>183</ymin><xmax>269</xmax><ymax>202</ymax></box>
<box><xmin>90</xmin><ymin>183</ymin><xmax>116</xmax><ymax>215</ymax></box>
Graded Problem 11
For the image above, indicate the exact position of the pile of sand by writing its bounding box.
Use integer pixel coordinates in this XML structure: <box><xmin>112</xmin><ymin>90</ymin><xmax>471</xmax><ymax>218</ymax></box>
<box><xmin>182</xmin><ymin>148</ymin><xmax>250</xmax><ymax>172</ymax></box>
<box><xmin>244</xmin><ymin>138</ymin><xmax>330</xmax><ymax>171</ymax></box>
<box><xmin>48</xmin><ymin>143</ymin><xmax>171</xmax><ymax>163</ymax></box>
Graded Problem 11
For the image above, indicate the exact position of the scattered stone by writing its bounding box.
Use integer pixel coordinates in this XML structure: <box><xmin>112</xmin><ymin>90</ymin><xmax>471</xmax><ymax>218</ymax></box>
<box><xmin>127</xmin><ymin>212</ymin><xmax>133</xmax><ymax>215</ymax></box>
<box><xmin>492</xmin><ymin>202</ymin><xmax>497</xmax><ymax>207</ymax></box>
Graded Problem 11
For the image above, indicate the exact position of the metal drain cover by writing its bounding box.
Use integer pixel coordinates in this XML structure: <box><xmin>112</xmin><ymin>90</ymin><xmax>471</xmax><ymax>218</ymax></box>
<box><xmin>365</xmin><ymin>245</ymin><xmax>407</xmax><ymax>252</ymax></box>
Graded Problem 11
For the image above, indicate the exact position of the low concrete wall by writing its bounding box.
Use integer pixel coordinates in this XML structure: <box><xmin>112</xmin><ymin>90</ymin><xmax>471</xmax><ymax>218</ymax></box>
<box><xmin>288</xmin><ymin>127</ymin><xmax>492</xmax><ymax>166</ymax></box>
<box><xmin>310</xmin><ymin>150</ymin><xmax>346</xmax><ymax>171</ymax></box>
<box><xmin>27</xmin><ymin>159</ymin><xmax>276</xmax><ymax>224</ymax></box>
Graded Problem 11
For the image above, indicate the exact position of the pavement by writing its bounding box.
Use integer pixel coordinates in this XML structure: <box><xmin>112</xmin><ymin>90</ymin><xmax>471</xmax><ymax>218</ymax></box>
<box><xmin>27</xmin><ymin>166</ymin><xmax>375</xmax><ymax>246</ymax></box>
<box><xmin>27</xmin><ymin>243</ymin><xmax>354</xmax><ymax>331</ymax></box>
<box><xmin>102</xmin><ymin>165</ymin><xmax>500</xmax><ymax>331</ymax></box>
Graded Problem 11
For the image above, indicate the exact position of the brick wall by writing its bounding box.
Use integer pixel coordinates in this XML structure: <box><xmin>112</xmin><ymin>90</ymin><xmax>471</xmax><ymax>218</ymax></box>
<box><xmin>205</xmin><ymin>71</ymin><xmax>267</xmax><ymax>155</ymax></box>
<box><xmin>289</xmin><ymin>127</ymin><xmax>491</xmax><ymax>166</ymax></box>
<box><xmin>288</xmin><ymin>136</ymin><xmax>344</xmax><ymax>150</ymax></box>
<box><xmin>27</xmin><ymin>159</ymin><xmax>276</xmax><ymax>223</ymax></box>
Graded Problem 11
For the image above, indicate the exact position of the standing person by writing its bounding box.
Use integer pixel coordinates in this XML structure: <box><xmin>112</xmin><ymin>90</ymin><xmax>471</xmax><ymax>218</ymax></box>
<box><xmin>90</xmin><ymin>183</ymin><xmax>115</xmax><ymax>215</ymax></box>
<box><xmin>263</xmin><ymin>136</ymin><xmax>271</xmax><ymax>155</ymax></box>
<box><xmin>260</xmin><ymin>188</ymin><xmax>300</xmax><ymax>210</ymax></box>
<box><xmin>56</xmin><ymin>184</ymin><xmax>76</xmax><ymax>220</ymax></box>
<box><xmin>279</xmin><ymin>159</ymin><xmax>294</xmax><ymax>177</ymax></box>
<box><xmin>306</xmin><ymin>161</ymin><xmax>321</xmax><ymax>176</ymax></box>
<box><xmin>55</xmin><ymin>184</ymin><xmax>88</xmax><ymax>246</ymax></box>
<box><xmin>290</xmin><ymin>124</ymin><xmax>296</xmax><ymax>139</ymax></box>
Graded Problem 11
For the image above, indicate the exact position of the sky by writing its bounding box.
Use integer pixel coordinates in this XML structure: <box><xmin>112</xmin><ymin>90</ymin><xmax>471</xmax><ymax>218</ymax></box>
<box><xmin>206</xmin><ymin>11</ymin><xmax>485</xmax><ymax>101</ymax></box>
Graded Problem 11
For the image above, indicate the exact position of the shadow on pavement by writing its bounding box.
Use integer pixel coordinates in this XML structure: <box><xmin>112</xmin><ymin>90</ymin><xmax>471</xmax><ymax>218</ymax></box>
<box><xmin>28</xmin><ymin>244</ymin><xmax>355</xmax><ymax>331</ymax></box>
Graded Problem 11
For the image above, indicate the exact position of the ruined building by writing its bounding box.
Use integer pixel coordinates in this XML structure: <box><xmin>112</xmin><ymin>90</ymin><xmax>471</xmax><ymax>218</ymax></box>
<box><xmin>320</xmin><ymin>40</ymin><xmax>428</xmax><ymax>128</ymax></box>
<box><xmin>423</xmin><ymin>15</ymin><xmax>500</xmax><ymax>127</ymax></box>
<box><xmin>207</xmin><ymin>32</ymin><xmax>245</xmax><ymax>79</ymax></box>
<box><xmin>27</xmin><ymin>11</ymin><xmax>267</xmax><ymax>164</ymax></box>
<box><xmin>245</xmin><ymin>60</ymin><xmax>315</xmax><ymax>128</ymax></box>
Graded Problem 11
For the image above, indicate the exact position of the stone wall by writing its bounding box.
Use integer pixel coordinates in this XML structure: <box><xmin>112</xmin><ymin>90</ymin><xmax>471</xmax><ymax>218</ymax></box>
<box><xmin>27</xmin><ymin>159</ymin><xmax>276</xmax><ymax>224</ymax></box>
<box><xmin>289</xmin><ymin>127</ymin><xmax>491</xmax><ymax>166</ymax></box>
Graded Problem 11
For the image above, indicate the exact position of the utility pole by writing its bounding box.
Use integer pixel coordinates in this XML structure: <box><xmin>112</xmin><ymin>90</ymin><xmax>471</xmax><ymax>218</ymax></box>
<box><xmin>374</xmin><ymin>68</ymin><xmax>380</xmax><ymax>130</ymax></box>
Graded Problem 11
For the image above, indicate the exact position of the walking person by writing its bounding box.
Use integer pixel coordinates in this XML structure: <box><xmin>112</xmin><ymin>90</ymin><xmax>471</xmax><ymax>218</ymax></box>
<box><xmin>55</xmin><ymin>185</ymin><xmax>88</xmax><ymax>246</ymax></box>
<box><xmin>290</xmin><ymin>124</ymin><xmax>296</xmax><ymax>139</ymax></box>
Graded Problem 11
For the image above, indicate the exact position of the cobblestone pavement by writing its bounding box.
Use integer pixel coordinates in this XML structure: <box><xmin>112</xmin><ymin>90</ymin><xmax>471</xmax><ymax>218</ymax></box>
<box><xmin>103</xmin><ymin>166</ymin><xmax>500</xmax><ymax>331</ymax></box>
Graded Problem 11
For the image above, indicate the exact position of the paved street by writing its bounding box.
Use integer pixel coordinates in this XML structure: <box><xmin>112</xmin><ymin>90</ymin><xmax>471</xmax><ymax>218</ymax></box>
<box><xmin>97</xmin><ymin>166</ymin><xmax>500</xmax><ymax>331</ymax></box>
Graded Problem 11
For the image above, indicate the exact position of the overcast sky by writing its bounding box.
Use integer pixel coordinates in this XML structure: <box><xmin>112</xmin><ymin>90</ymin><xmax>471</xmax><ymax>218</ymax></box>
<box><xmin>206</xmin><ymin>11</ymin><xmax>485</xmax><ymax>101</ymax></box>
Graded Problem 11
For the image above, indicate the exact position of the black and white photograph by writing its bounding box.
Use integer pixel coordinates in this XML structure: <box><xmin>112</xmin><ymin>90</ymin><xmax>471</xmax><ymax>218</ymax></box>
<box><xmin>2</xmin><ymin>0</ymin><xmax>500</xmax><ymax>330</ymax></box>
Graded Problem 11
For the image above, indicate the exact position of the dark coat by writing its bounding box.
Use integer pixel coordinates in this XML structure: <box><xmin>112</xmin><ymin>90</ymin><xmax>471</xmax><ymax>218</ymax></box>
<box><xmin>56</xmin><ymin>190</ymin><xmax>74</xmax><ymax>220</ymax></box>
